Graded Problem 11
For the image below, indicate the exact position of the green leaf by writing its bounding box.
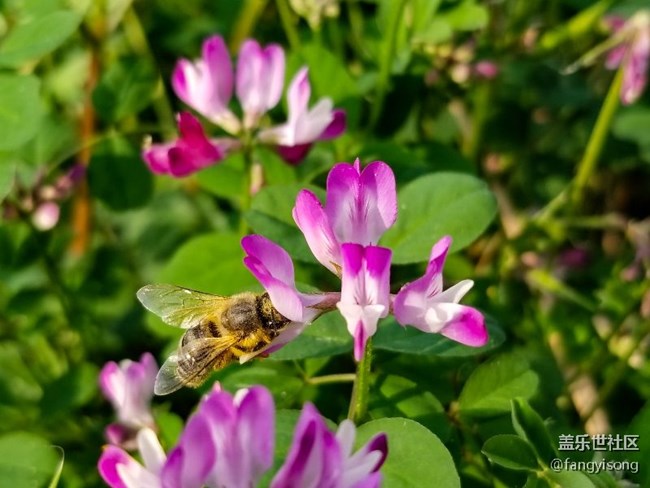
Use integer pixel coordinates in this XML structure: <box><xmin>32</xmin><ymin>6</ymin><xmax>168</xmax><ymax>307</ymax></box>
<box><xmin>93</xmin><ymin>57</ymin><xmax>158</xmax><ymax>122</ymax></box>
<box><xmin>0</xmin><ymin>75</ymin><xmax>44</xmax><ymax>151</ymax></box>
<box><xmin>356</xmin><ymin>418</ymin><xmax>460</xmax><ymax>487</ymax></box>
<box><xmin>245</xmin><ymin>184</ymin><xmax>325</xmax><ymax>263</ymax></box>
<box><xmin>380</xmin><ymin>172</ymin><xmax>496</xmax><ymax>264</ymax></box>
<box><xmin>147</xmin><ymin>232</ymin><xmax>259</xmax><ymax>338</ymax></box>
<box><xmin>441</xmin><ymin>0</ymin><xmax>489</xmax><ymax>31</ymax></box>
<box><xmin>155</xmin><ymin>410</ymin><xmax>184</xmax><ymax>448</ymax></box>
<box><xmin>217</xmin><ymin>363</ymin><xmax>303</xmax><ymax>408</ymax></box>
<box><xmin>612</xmin><ymin>107</ymin><xmax>650</xmax><ymax>146</ymax></box>
<box><xmin>369</xmin><ymin>375</ymin><xmax>450</xmax><ymax>440</ymax></box>
<box><xmin>373</xmin><ymin>317</ymin><xmax>504</xmax><ymax>357</ymax></box>
<box><xmin>482</xmin><ymin>434</ymin><xmax>540</xmax><ymax>471</ymax></box>
<box><xmin>87</xmin><ymin>137</ymin><xmax>153</xmax><ymax>211</ymax></box>
<box><xmin>0</xmin><ymin>10</ymin><xmax>81</xmax><ymax>67</ymax></box>
<box><xmin>269</xmin><ymin>312</ymin><xmax>352</xmax><ymax>360</ymax></box>
<box><xmin>458</xmin><ymin>352</ymin><xmax>539</xmax><ymax>417</ymax></box>
<box><xmin>255</xmin><ymin>147</ymin><xmax>297</xmax><ymax>186</ymax></box>
<box><xmin>545</xmin><ymin>471</ymin><xmax>597</xmax><ymax>488</ymax></box>
<box><xmin>0</xmin><ymin>432</ymin><xmax>58</xmax><ymax>488</ymax></box>
<box><xmin>0</xmin><ymin>161</ymin><xmax>15</xmax><ymax>201</ymax></box>
<box><xmin>196</xmin><ymin>153</ymin><xmax>245</xmax><ymax>201</ymax></box>
<box><xmin>40</xmin><ymin>364</ymin><xmax>98</xmax><ymax>415</ymax></box>
<box><xmin>511</xmin><ymin>399</ymin><xmax>558</xmax><ymax>464</ymax></box>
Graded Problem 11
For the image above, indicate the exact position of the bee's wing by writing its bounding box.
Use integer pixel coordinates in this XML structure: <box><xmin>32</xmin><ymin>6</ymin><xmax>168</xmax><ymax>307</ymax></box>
<box><xmin>137</xmin><ymin>284</ymin><xmax>227</xmax><ymax>329</ymax></box>
<box><xmin>154</xmin><ymin>336</ymin><xmax>239</xmax><ymax>395</ymax></box>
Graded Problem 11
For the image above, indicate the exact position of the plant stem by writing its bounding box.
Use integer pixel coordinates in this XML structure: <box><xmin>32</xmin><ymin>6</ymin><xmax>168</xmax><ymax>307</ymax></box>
<box><xmin>571</xmin><ymin>64</ymin><xmax>624</xmax><ymax>206</ymax></box>
<box><xmin>275</xmin><ymin>0</ymin><xmax>301</xmax><ymax>52</ymax></box>
<box><xmin>307</xmin><ymin>373</ymin><xmax>356</xmax><ymax>385</ymax></box>
<box><xmin>240</xmin><ymin>146</ymin><xmax>254</xmax><ymax>236</ymax></box>
<box><xmin>368</xmin><ymin>0</ymin><xmax>407</xmax><ymax>131</ymax></box>
<box><xmin>123</xmin><ymin>7</ymin><xmax>176</xmax><ymax>139</ymax></box>
<box><xmin>230</xmin><ymin>0</ymin><xmax>269</xmax><ymax>51</ymax></box>
<box><xmin>348</xmin><ymin>339</ymin><xmax>373</xmax><ymax>422</ymax></box>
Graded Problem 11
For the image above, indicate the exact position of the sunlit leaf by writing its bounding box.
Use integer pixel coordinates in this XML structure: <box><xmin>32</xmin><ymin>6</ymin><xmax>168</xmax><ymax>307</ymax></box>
<box><xmin>0</xmin><ymin>75</ymin><xmax>43</xmax><ymax>151</ymax></box>
<box><xmin>458</xmin><ymin>352</ymin><xmax>539</xmax><ymax>417</ymax></box>
<box><xmin>0</xmin><ymin>432</ymin><xmax>58</xmax><ymax>488</ymax></box>
<box><xmin>380</xmin><ymin>172</ymin><xmax>496</xmax><ymax>264</ymax></box>
<box><xmin>0</xmin><ymin>10</ymin><xmax>81</xmax><ymax>67</ymax></box>
<box><xmin>356</xmin><ymin>418</ymin><xmax>460</xmax><ymax>487</ymax></box>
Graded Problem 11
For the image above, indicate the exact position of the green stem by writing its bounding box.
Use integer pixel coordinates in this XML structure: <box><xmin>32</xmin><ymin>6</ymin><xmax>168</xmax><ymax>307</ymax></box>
<box><xmin>571</xmin><ymin>64</ymin><xmax>624</xmax><ymax>206</ymax></box>
<box><xmin>463</xmin><ymin>81</ymin><xmax>494</xmax><ymax>163</ymax></box>
<box><xmin>230</xmin><ymin>0</ymin><xmax>269</xmax><ymax>52</ymax></box>
<box><xmin>368</xmin><ymin>0</ymin><xmax>407</xmax><ymax>131</ymax></box>
<box><xmin>346</xmin><ymin>0</ymin><xmax>366</xmax><ymax>58</ymax></box>
<box><xmin>240</xmin><ymin>146</ymin><xmax>254</xmax><ymax>236</ymax></box>
<box><xmin>348</xmin><ymin>339</ymin><xmax>373</xmax><ymax>422</ymax></box>
<box><xmin>122</xmin><ymin>7</ymin><xmax>176</xmax><ymax>139</ymax></box>
<box><xmin>275</xmin><ymin>0</ymin><xmax>301</xmax><ymax>52</ymax></box>
<box><xmin>307</xmin><ymin>373</ymin><xmax>356</xmax><ymax>385</ymax></box>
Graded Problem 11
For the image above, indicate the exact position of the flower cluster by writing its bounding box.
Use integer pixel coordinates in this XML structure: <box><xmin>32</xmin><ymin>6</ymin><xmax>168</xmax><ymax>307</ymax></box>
<box><xmin>143</xmin><ymin>35</ymin><xmax>345</xmax><ymax>177</ymax></box>
<box><xmin>604</xmin><ymin>11</ymin><xmax>650</xmax><ymax>105</ymax></box>
<box><xmin>1</xmin><ymin>164</ymin><xmax>84</xmax><ymax>231</ymax></box>
<box><xmin>98</xmin><ymin>384</ymin><xmax>387</xmax><ymax>488</ymax></box>
<box><xmin>242</xmin><ymin>159</ymin><xmax>488</xmax><ymax>362</ymax></box>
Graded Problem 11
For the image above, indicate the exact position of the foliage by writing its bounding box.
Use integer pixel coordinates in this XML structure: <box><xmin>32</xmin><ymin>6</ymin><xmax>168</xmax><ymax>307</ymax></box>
<box><xmin>1</xmin><ymin>0</ymin><xmax>649</xmax><ymax>486</ymax></box>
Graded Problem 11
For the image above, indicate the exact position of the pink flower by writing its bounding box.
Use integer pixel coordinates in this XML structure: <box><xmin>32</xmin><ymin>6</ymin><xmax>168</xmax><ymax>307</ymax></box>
<box><xmin>99</xmin><ymin>353</ymin><xmax>158</xmax><ymax>446</ymax></box>
<box><xmin>171</xmin><ymin>35</ymin><xmax>240</xmax><ymax>134</ymax></box>
<box><xmin>142</xmin><ymin>112</ymin><xmax>234</xmax><ymax>177</ymax></box>
<box><xmin>99</xmin><ymin>385</ymin><xmax>386</xmax><ymax>488</ymax></box>
<box><xmin>292</xmin><ymin>159</ymin><xmax>397</xmax><ymax>275</ymax></box>
<box><xmin>271</xmin><ymin>403</ymin><xmax>388</xmax><ymax>488</ymax></box>
<box><xmin>241</xmin><ymin>234</ymin><xmax>338</xmax><ymax>359</ymax></box>
<box><xmin>200</xmin><ymin>386</ymin><xmax>275</xmax><ymax>488</ymax></box>
<box><xmin>259</xmin><ymin>68</ymin><xmax>346</xmax><ymax>151</ymax></box>
<box><xmin>99</xmin><ymin>429</ymin><xmax>168</xmax><ymax>488</ymax></box>
<box><xmin>337</xmin><ymin>244</ymin><xmax>392</xmax><ymax>360</ymax></box>
<box><xmin>236</xmin><ymin>40</ymin><xmax>285</xmax><ymax>129</ymax></box>
<box><xmin>393</xmin><ymin>236</ymin><xmax>488</xmax><ymax>347</ymax></box>
<box><xmin>605</xmin><ymin>11</ymin><xmax>650</xmax><ymax>104</ymax></box>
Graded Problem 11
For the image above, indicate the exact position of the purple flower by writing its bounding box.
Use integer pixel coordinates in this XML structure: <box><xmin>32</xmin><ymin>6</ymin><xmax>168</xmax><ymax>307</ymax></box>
<box><xmin>99</xmin><ymin>428</ymin><xmax>167</xmax><ymax>488</ymax></box>
<box><xmin>271</xmin><ymin>403</ymin><xmax>388</xmax><ymax>488</ymax></box>
<box><xmin>292</xmin><ymin>159</ymin><xmax>397</xmax><ymax>275</ymax></box>
<box><xmin>393</xmin><ymin>236</ymin><xmax>488</xmax><ymax>347</ymax></box>
<box><xmin>100</xmin><ymin>384</ymin><xmax>384</xmax><ymax>488</ymax></box>
<box><xmin>199</xmin><ymin>386</ymin><xmax>275</xmax><ymax>488</ymax></box>
<box><xmin>99</xmin><ymin>353</ymin><xmax>158</xmax><ymax>445</ymax></box>
<box><xmin>142</xmin><ymin>112</ymin><xmax>234</xmax><ymax>177</ymax></box>
<box><xmin>236</xmin><ymin>40</ymin><xmax>286</xmax><ymax>129</ymax></box>
<box><xmin>337</xmin><ymin>244</ymin><xmax>392</xmax><ymax>360</ymax></box>
<box><xmin>604</xmin><ymin>11</ymin><xmax>650</xmax><ymax>104</ymax></box>
<box><xmin>259</xmin><ymin>67</ymin><xmax>345</xmax><ymax>149</ymax></box>
<box><xmin>172</xmin><ymin>35</ymin><xmax>240</xmax><ymax>134</ymax></box>
<box><xmin>241</xmin><ymin>234</ymin><xmax>338</xmax><ymax>359</ymax></box>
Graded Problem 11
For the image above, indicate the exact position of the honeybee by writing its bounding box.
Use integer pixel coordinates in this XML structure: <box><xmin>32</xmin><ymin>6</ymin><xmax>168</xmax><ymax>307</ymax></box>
<box><xmin>137</xmin><ymin>284</ymin><xmax>290</xmax><ymax>395</ymax></box>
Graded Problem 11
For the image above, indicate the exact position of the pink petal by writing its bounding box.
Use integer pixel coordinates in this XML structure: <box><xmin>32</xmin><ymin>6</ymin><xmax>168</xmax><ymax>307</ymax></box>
<box><xmin>235</xmin><ymin>387</ymin><xmax>276</xmax><ymax>481</ymax></box>
<box><xmin>98</xmin><ymin>446</ymin><xmax>136</xmax><ymax>488</ymax></box>
<box><xmin>292</xmin><ymin>190</ymin><xmax>341</xmax><ymax>274</ymax></box>
<box><xmin>203</xmin><ymin>35</ymin><xmax>234</xmax><ymax>110</ymax></box>
<box><xmin>277</xmin><ymin>143</ymin><xmax>313</xmax><ymax>165</ymax></box>
<box><xmin>241</xmin><ymin>235</ymin><xmax>304</xmax><ymax>322</ymax></box>
<box><xmin>326</xmin><ymin>161</ymin><xmax>397</xmax><ymax>245</ymax></box>
<box><xmin>438</xmin><ymin>304</ymin><xmax>488</xmax><ymax>347</ymax></box>
<box><xmin>319</xmin><ymin>109</ymin><xmax>346</xmax><ymax>140</ymax></box>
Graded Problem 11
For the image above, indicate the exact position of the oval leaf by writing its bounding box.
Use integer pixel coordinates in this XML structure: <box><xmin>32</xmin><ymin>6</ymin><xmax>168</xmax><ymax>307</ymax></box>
<box><xmin>373</xmin><ymin>316</ymin><xmax>504</xmax><ymax>357</ymax></box>
<box><xmin>0</xmin><ymin>75</ymin><xmax>43</xmax><ymax>150</ymax></box>
<box><xmin>356</xmin><ymin>418</ymin><xmax>460</xmax><ymax>488</ymax></box>
<box><xmin>381</xmin><ymin>172</ymin><xmax>496</xmax><ymax>264</ymax></box>
<box><xmin>458</xmin><ymin>352</ymin><xmax>539</xmax><ymax>417</ymax></box>
<box><xmin>482</xmin><ymin>434</ymin><xmax>540</xmax><ymax>471</ymax></box>
<box><xmin>0</xmin><ymin>432</ymin><xmax>58</xmax><ymax>488</ymax></box>
<box><xmin>511</xmin><ymin>398</ymin><xmax>558</xmax><ymax>464</ymax></box>
<box><xmin>0</xmin><ymin>10</ymin><xmax>81</xmax><ymax>67</ymax></box>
